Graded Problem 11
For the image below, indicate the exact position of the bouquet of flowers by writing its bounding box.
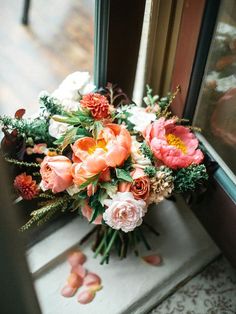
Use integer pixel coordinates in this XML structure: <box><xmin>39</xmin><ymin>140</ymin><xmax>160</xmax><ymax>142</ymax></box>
<box><xmin>0</xmin><ymin>72</ymin><xmax>208</xmax><ymax>264</ymax></box>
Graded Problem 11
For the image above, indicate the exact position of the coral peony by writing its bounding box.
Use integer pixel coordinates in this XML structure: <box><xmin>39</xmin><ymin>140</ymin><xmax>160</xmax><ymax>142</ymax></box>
<box><xmin>144</xmin><ymin>118</ymin><xmax>204</xmax><ymax>169</ymax></box>
<box><xmin>14</xmin><ymin>173</ymin><xmax>39</xmax><ymax>200</ymax></box>
<box><xmin>71</xmin><ymin>124</ymin><xmax>131</xmax><ymax>185</ymax></box>
<box><xmin>40</xmin><ymin>155</ymin><xmax>73</xmax><ymax>193</ymax></box>
<box><xmin>80</xmin><ymin>93</ymin><xmax>110</xmax><ymax>120</ymax></box>
<box><xmin>103</xmin><ymin>192</ymin><xmax>147</xmax><ymax>232</ymax></box>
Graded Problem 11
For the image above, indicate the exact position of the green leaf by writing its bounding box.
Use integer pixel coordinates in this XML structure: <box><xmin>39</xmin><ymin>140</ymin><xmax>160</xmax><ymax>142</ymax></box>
<box><xmin>99</xmin><ymin>182</ymin><xmax>117</xmax><ymax>198</ymax></box>
<box><xmin>53</xmin><ymin>115</ymin><xmax>81</xmax><ymax>125</ymax></box>
<box><xmin>79</xmin><ymin>174</ymin><xmax>99</xmax><ymax>190</ymax></box>
<box><xmin>98</xmin><ymin>189</ymin><xmax>108</xmax><ymax>206</ymax></box>
<box><xmin>115</xmin><ymin>168</ymin><xmax>133</xmax><ymax>182</ymax></box>
<box><xmin>61</xmin><ymin>127</ymin><xmax>78</xmax><ymax>151</ymax></box>
<box><xmin>89</xmin><ymin>190</ymin><xmax>105</xmax><ymax>223</ymax></box>
<box><xmin>92</xmin><ymin>121</ymin><xmax>103</xmax><ymax>139</ymax></box>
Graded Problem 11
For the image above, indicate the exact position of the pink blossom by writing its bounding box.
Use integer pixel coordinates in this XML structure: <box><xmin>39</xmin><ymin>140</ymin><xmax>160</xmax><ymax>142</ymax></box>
<box><xmin>40</xmin><ymin>155</ymin><xmax>73</xmax><ymax>193</ymax></box>
<box><xmin>144</xmin><ymin>118</ymin><xmax>204</xmax><ymax>169</ymax></box>
<box><xmin>103</xmin><ymin>192</ymin><xmax>147</xmax><ymax>232</ymax></box>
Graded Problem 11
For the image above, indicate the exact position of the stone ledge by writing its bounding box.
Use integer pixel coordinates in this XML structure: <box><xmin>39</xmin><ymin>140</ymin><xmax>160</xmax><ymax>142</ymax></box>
<box><xmin>28</xmin><ymin>198</ymin><xmax>220</xmax><ymax>314</ymax></box>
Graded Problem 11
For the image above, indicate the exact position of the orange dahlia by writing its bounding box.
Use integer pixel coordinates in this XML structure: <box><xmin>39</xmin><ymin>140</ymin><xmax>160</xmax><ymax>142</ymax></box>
<box><xmin>14</xmin><ymin>173</ymin><xmax>39</xmax><ymax>200</ymax></box>
<box><xmin>80</xmin><ymin>93</ymin><xmax>110</xmax><ymax>120</ymax></box>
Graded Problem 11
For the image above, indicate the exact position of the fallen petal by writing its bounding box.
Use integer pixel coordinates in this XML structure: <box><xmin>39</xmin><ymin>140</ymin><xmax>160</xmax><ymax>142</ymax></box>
<box><xmin>83</xmin><ymin>272</ymin><xmax>101</xmax><ymax>287</ymax></box>
<box><xmin>142</xmin><ymin>254</ymin><xmax>162</xmax><ymax>266</ymax></box>
<box><xmin>71</xmin><ymin>264</ymin><xmax>87</xmax><ymax>279</ymax></box>
<box><xmin>67</xmin><ymin>272</ymin><xmax>83</xmax><ymax>288</ymax></box>
<box><xmin>61</xmin><ymin>284</ymin><xmax>77</xmax><ymax>298</ymax></box>
<box><xmin>88</xmin><ymin>284</ymin><xmax>103</xmax><ymax>293</ymax></box>
<box><xmin>68</xmin><ymin>251</ymin><xmax>86</xmax><ymax>266</ymax></box>
<box><xmin>77</xmin><ymin>290</ymin><xmax>95</xmax><ymax>304</ymax></box>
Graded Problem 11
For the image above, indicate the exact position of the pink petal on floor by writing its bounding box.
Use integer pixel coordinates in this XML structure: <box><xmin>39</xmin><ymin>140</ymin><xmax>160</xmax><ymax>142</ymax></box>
<box><xmin>77</xmin><ymin>290</ymin><xmax>95</xmax><ymax>304</ymax></box>
<box><xmin>67</xmin><ymin>251</ymin><xmax>86</xmax><ymax>266</ymax></box>
<box><xmin>142</xmin><ymin>254</ymin><xmax>162</xmax><ymax>266</ymax></box>
<box><xmin>67</xmin><ymin>272</ymin><xmax>83</xmax><ymax>288</ymax></box>
<box><xmin>88</xmin><ymin>284</ymin><xmax>103</xmax><ymax>293</ymax></box>
<box><xmin>83</xmin><ymin>272</ymin><xmax>101</xmax><ymax>287</ymax></box>
<box><xmin>71</xmin><ymin>264</ymin><xmax>87</xmax><ymax>279</ymax></box>
<box><xmin>61</xmin><ymin>284</ymin><xmax>77</xmax><ymax>298</ymax></box>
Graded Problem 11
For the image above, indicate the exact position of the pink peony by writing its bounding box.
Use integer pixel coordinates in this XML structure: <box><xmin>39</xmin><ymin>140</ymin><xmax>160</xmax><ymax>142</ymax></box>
<box><xmin>103</xmin><ymin>192</ymin><xmax>147</xmax><ymax>232</ymax></box>
<box><xmin>144</xmin><ymin>117</ymin><xmax>204</xmax><ymax>169</ymax></box>
<box><xmin>40</xmin><ymin>155</ymin><xmax>73</xmax><ymax>193</ymax></box>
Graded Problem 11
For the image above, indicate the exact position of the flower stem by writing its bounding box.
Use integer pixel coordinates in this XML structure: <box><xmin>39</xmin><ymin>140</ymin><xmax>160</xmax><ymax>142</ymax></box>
<box><xmin>100</xmin><ymin>230</ymin><xmax>118</xmax><ymax>265</ymax></box>
<box><xmin>137</xmin><ymin>228</ymin><xmax>151</xmax><ymax>250</ymax></box>
<box><xmin>94</xmin><ymin>227</ymin><xmax>111</xmax><ymax>258</ymax></box>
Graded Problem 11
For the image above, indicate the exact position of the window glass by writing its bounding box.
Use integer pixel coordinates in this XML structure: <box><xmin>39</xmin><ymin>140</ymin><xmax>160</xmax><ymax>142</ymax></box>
<box><xmin>193</xmin><ymin>0</ymin><xmax>236</xmax><ymax>177</ymax></box>
<box><xmin>0</xmin><ymin>0</ymin><xmax>94</xmax><ymax>116</ymax></box>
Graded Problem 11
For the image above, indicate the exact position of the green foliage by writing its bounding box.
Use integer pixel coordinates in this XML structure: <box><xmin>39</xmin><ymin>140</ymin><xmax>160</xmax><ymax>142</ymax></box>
<box><xmin>0</xmin><ymin>115</ymin><xmax>54</xmax><ymax>144</ymax></box>
<box><xmin>99</xmin><ymin>182</ymin><xmax>117</xmax><ymax>198</ymax></box>
<box><xmin>79</xmin><ymin>174</ymin><xmax>99</xmax><ymax>190</ymax></box>
<box><xmin>174</xmin><ymin>164</ymin><xmax>208</xmax><ymax>193</ymax></box>
<box><xmin>54</xmin><ymin>126</ymin><xmax>91</xmax><ymax>147</ymax></box>
<box><xmin>72</xmin><ymin>190</ymin><xmax>88</xmax><ymax>212</ymax></box>
<box><xmin>122</xmin><ymin>156</ymin><xmax>133</xmax><ymax>172</ymax></box>
<box><xmin>39</xmin><ymin>91</ymin><xmax>64</xmax><ymax>115</ymax></box>
<box><xmin>89</xmin><ymin>189</ymin><xmax>105</xmax><ymax>223</ymax></box>
<box><xmin>91</xmin><ymin>121</ymin><xmax>103</xmax><ymax>139</ymax></box>
<box><xmin>115</xmin><ymin>107</ymin><xmax>135</xmax><ymax>131</ymax></box>
<box><xmin>115</xmin><ymin>168</ymin><xmax>133</xmax><ymax>182</ymax></box>
<box><xmin>5</xmin><ymin>157</ymin><xmax>40</xmax><ymax>168</ymax></box>
<box><xmin>53</xmin><ymin>109</ymin><xmax>94</xmax><ymax>128</ymax></box>
<box><xmin>144</xmin><ymin>85</ymin><xmax>159</xmax><ymax>107</ymax></box>
<box><xmin>20</xmin><ymin>196</ymin><xmax>70</xmax><ymax>231</ymax></box>
<box><xmin>140</xmin><ymin>142</ymin><xmax>154</xmax><ymax>162</ymax></box>
<box><xmin>144</xmin><ymin>166</ymin><xmax>157</xmax><ymax>177</ymax></box>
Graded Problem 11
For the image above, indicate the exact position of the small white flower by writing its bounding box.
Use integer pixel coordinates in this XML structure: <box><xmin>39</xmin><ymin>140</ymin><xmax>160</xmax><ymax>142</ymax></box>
<box><xmin>52</xmin><ymin>72</ymin><xmax>95</xmax><ymax>112</ymax></box>
<box><xmin>48</xmin><ymin>118</ymin><xmax>70</xmax><ymax>139</ymax></box>
<box><xmin>127</xmin><ymin>106</ymin><xmax>156</xmax><ymax>132</ymax></box>
<box><xmin>131</xmin><ymin>136</ymin><xmax>151</xmax><ymax>167</ymax></box>
<box><xmin>103</xmin><ymin>192</ymin><xmax>147</xmax><ymax>232</ymax></box>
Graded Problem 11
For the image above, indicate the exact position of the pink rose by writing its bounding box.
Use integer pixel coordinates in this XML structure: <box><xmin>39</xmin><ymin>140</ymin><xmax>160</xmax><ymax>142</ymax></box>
<box><xmin>81</xmin><ymin>201</ymin><xmax>102</xmax><ymax>225</ymax></box>
<box><xmin>103</xmin><ymin>192</ymin><xmax>147</xmax><ymax>232</ymax></box>
<box><xmin>119</xmin><ymin>168</ymin><xmax>150</xmax><ymax>200</ymax></box>
<box><xmin>144</xmin><ymin>117</ymin><xmax>204</xmax><ymax>169</ymax></box>
<box><xmin>40</xmin><ymin>155</ymin><xmax>73</xmax><ymax>193</ymax></box>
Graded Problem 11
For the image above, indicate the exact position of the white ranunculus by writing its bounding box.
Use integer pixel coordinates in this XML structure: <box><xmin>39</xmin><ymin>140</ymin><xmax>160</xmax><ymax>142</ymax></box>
<box><xmin>48</xmin><ymin>118</ymin><xmax>70</xmax><ymax>139</ymax></box>
<box><xmin>127</xmin><ymin>106</ymin><xmax>156</xmax><ymax>133</ymax></box>
<box><xmin>131</xmin><ymin>136</ymin><xmax>151</xmax><ymax>167</ymax></box>
<box><xmin>52</xmin><ymin>71</ymin><xmax>95</xmax><ymax>103</ymax></box>
<box><xmin>103</xmin><ymin>192</ymin><xmax>147</xmax><ymax>233</ymax></box>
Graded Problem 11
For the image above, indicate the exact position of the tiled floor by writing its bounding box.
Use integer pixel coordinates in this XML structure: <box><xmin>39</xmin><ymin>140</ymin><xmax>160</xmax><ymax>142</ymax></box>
<box><xmin>150</xmin><ymin>256</ymin><xmax>236</xmax><ymax>314</ymax></box>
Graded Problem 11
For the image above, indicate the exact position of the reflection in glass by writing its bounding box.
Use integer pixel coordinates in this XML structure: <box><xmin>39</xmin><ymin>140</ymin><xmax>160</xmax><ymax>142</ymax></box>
<box><xmin>194</xmin><ymin>0</ymin><xmax>236</xmax><ymax>176</ymax></box>
<box><xmin>0</xmin><ymin>0</ymin><xmax>94</xmax><ymax>116</ymax></box>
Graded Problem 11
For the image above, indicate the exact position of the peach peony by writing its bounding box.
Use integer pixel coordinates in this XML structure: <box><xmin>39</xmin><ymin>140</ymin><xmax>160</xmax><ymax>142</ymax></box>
<box><xmin>119</xmin><ymin>168</ymin><xmax>150</xmax><ymax>200</ymax></box>
<box><xmin>40</xmin><ymin>155</ymin><xmax>73</xmax><ymax>193</ymax></box>
<box><xmin>80</xmin><ymin>93</ymin><xmax>110</xmax><ymax>120</ymax></box>
<box><xmin>71</xmin><ymin>124</ymin><xmax>131</xmax><ymax>185</ymax></box>
<box><xmin>103</xmin><ymin>192</ymin><xmax>147</xmax><ymax>232</ymax></box>
<box><xmin>144</xmin><ymin>118</ymin><xmax>204</xmax><ymax>169</ymax></box>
